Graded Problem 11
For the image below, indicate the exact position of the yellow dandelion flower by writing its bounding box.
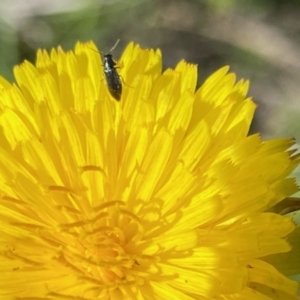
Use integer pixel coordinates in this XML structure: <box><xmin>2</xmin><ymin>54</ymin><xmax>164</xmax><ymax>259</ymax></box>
<box><xmin>0</xmin><ymin>41</ymin><xmax>299</xmax><ymax>300</ymax></box>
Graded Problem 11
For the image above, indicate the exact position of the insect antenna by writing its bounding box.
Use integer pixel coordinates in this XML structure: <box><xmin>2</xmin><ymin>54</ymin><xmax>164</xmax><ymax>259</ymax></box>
<box><xmin>108</xmin><ymin>39</ymin><xmax>120</xmax><ymax>53</ymax></box>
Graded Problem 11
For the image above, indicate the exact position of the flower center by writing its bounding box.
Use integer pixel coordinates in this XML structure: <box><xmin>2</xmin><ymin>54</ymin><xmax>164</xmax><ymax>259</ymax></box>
<box><xmin>51</xmin><ymin>200</ymin><xmax>144</xmax><ymax>285</ymax></box>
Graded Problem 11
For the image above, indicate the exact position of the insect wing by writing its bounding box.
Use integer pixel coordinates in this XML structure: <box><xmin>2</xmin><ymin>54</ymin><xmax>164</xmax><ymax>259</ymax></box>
<box><xmin>104</xmin><ymin>70</ymin><xmax>122</xmax><ymax>101</ymax></box>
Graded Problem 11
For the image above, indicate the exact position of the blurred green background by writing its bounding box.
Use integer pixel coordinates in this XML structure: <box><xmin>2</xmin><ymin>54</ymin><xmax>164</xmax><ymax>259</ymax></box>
<box><xmin>1</xmin><ymin>0</ymin><xmax>300</xmax><ymax>139</ymax></box>
<box><xmin>1</xmin><ymin>0</ymin><xmax>300</xmax><ymax>138</ymax></box>
<box><xmin>0</xmin><ymin>0</ymin><xmax>300</xmax><ymax>141</ymax></box>
<box><xmin>0</xmin><ymin>0</ymin><xmax>300</xmax><ymax>157</ymax></box>
<box><xmin>0</xmin><ymin>0</ymin><xmax>299</xmax><ymax>280</ymax></box>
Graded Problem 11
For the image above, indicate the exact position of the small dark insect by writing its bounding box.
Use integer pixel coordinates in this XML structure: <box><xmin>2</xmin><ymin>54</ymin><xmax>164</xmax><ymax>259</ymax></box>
<box><xmin>103</xmin><ymin>39</ymin><xmax>122</xmax><ymax>101</ymax></box>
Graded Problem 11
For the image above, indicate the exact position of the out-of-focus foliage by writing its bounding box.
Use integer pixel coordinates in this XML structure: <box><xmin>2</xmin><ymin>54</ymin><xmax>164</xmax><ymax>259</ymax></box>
<box><xmin>1</xmin><ymin>0</ymin><xmax>300</xmax><ymax>138</ymax></box>
<box><xmin>0</xmin><ymin>1</ymin><xmax>299</xmax><ymax>134</ymax></box>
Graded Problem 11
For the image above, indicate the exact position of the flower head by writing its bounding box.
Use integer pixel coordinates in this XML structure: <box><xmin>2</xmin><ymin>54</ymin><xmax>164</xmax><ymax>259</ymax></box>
<box><xmin>0</xmin><ymin>41</ymin><xmax>299</xmax><ymax>299</ymax></box>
